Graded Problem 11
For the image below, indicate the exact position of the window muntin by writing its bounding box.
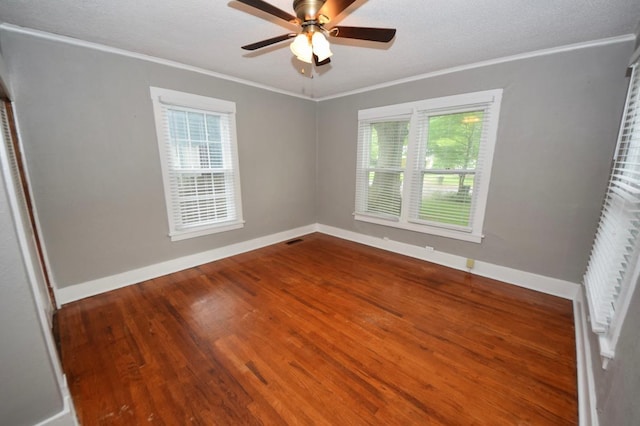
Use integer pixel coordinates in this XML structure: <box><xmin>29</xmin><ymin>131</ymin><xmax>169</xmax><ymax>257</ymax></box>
<box><xmin>355</xmin><ymin>90</ymin><xmax>502</xmax><ymax>243</ymax></box>
<box><xmin>150</xmin><ymin>87</ymin><xmax>243</xmax><ymax>241</ymax></box>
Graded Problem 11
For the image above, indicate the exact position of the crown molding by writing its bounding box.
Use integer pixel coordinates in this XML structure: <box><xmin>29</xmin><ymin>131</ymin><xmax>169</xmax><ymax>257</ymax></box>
<box><xmin>317</xmin><ymin>34</ymin><xmax>637</xmax><ymax>101</ymax></box>
<box><xmin>0</xmin><ymin>23</ymin><xmax>635</xmax><ymax>102</ymax></box>
<box><xmin>0</xmin><ymin>23</ymin><xmax>311</xmax><ymax>101</ymax></box>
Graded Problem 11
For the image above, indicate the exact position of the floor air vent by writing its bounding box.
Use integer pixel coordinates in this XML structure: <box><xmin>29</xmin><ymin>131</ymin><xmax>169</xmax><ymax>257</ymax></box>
<box><xmin>285</xmin><ymin>238</ymin><xmax>304</xmax><ymax>245</ymax></box>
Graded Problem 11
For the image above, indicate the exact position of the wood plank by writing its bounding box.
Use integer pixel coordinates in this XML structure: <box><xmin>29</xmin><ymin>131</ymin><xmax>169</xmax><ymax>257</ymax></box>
<box><xmin>58</xmin><ymin>233</ymin><xmax>577</xmax><ymax>425</ymax></box>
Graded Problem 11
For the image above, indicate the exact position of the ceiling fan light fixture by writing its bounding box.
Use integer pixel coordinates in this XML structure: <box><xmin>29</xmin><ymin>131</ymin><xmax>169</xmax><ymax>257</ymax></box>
<box><xmin>290</xmin><ymin>33</ymin><xmax>313</xmax><ymax>63</ymax></box>
<box><xmin>311</xmin><ymin>31</ymin><xmax>332</xmax><ymax>62</ymax></box>
<box><xmin>237</xmin><ymin>0</ymin><xmax>396</xmax><ymax>67</ymax></box>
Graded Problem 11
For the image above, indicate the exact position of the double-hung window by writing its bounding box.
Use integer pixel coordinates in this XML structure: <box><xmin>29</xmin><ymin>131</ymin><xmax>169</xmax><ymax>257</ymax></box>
<box><xmin>150</xmin><ymin>87</ymin><xmax>243</xmax><ymax>241</ymax></box>
<box><xmin>583</xmin><ymin>58</ymin><xmax>640</xmax><ymax>365</ymax></box>
<box><xmin>355</xmin><ymin>90</ymin><xmax>502</xmax><ymax>243</ymax></box>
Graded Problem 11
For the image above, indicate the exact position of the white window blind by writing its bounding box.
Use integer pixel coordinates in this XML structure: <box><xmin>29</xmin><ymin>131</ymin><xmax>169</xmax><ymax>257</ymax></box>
<box><xmin>355</xmin><ymin>90</ymin><xmax>502</xmax><ymax>243</ymax></box>
<box><xmin>355</xmin><ymin>116</ymin><xmax>410</xmax><ymax>220</ymax></box>
<box><xmin>408</xmin><ymin>107</ymin><xmax>491</xmax><ymax>232</ymax></box>
<box><xmin>583</xmin><ymin>62</ymin><xmax>640</xmax><ymax>361</ymax></box>
<box><xmin>150</xmin><ymin>87</ymin><xmax>243</xmax><ymax>241</ymax></box>
<box><xmin>0</xmin><ymin>103</ymin><xmax>27</xmax><ymax>216</ymax></box>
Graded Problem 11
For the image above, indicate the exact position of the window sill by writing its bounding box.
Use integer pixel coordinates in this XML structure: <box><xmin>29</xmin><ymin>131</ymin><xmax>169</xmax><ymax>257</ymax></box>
<box><xmin>169</xmin><ymin>221</ymin><xmax>245</xmax><ymax>241</ymax></box>
<box><xmin>354</xmin><ymin>213</ymin><xmax>483</xmax><ymax>243</ymax></box>
<box><xmin>599</xmin><ymin>334</ymin><xmax>615</xmax><ymax>369</ymax></box>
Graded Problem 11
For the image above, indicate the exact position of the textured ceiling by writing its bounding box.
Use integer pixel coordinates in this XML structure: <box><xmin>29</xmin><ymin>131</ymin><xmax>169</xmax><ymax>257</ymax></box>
<box><xmin>0</xmin><ymin>0</ymin><xmax>639</xmax><ymax>99</ymax></box>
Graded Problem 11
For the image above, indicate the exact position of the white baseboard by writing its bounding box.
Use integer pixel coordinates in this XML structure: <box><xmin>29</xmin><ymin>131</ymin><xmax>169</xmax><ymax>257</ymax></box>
<box><xmin>34</xmin><ymin>376</ymin><xmax>78</xmax><ymax>426</ymax></box>
<box><xmin>57</xmin><ymin>222</ymin><xmax>581</xmax><ymax>305</ymax></box>
<box><xmin>53</xmin><ymin>222</ymin><xmax>587</xmax><ymax>425</ymax></box>
<box><xmin>55</xmin><ymin>224</ymin><xmax>317</xmax><ymax>305</ymax></box>
<box><xmin>34</xmin><ymin>407</ymin><xmax>75</xmax><ymax>426</ymax></box>
<box><xmin>317</xmin><ymin>224</ymin><xmax>580</xmax><ymax>300</ymax></box>
<box><xmin>574</xmin><ymin>287</ymin><xmax>600</xmax><ymax>426</ymax></box>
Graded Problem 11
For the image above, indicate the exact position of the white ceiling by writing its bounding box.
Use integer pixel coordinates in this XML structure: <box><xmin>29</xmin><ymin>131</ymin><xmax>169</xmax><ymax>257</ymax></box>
<box><xmin>0</xmin><ymin>0</ymin><xmax>639</xmax><ymax>99</ymax></box>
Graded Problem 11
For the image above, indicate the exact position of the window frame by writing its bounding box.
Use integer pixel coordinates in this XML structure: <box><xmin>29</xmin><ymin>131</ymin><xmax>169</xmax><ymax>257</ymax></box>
<box><xmin>583</xmin><ymin>60</ymin><xmax>640</xmax><ymax>366</ymax></box>
<box><xmin>150</xmin><ymin>87</ymin><xmax>244</xmax><ymax>241</ymax></box>
<box><xmin>354</xmin><ymin>90</ymin><xmax>503</xmax><ymax>243</ymax></box>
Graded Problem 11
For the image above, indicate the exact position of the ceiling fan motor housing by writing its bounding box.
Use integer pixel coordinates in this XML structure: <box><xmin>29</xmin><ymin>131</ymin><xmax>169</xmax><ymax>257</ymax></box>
<box><xmin>293</xmin><ymin>0</ymin><xmax>326</xmax><ymax>21</ymax></box>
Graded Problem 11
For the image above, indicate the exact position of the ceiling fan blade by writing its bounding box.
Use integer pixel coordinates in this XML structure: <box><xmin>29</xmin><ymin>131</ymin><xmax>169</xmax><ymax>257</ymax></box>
<box><xmin>236</xmin><ymin>0</ymin><xmax>297</xmax><ymax>23</ymax></box>
<box><xmin>330</xmin><ymin>26</ymin><xmax>396</xmax><ymax>42</ymax></box>
<box><xmin>242</xmin><ymin>33</ymin><xmax>296</xmax><ymax>50</ymax></box>
<box><xmin>318</xmin><ymin>0</ymin><xmax>358</xmax><ymax>19</ymax></box>
<box><xmin>314</xmin><ymin>54</ymin><xmax>331</xmax><ymax>66</ymax></box>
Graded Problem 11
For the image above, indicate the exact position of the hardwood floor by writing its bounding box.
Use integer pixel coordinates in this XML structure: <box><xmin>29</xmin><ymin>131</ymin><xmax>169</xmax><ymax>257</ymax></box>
<box><xmin>58</xmin><ymin>233</ymin><xmax>577</xmax><ymax>425</ymax></box>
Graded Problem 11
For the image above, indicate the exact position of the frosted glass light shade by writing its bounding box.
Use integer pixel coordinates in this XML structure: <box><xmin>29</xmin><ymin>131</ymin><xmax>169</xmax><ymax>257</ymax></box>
<box><xmin>290</xmin><ymin>34</ymin><xmax>313</xmax><ymax>64</ymax></box>
<box><xmin>311</xmin><ymin>32</ymin><xmax>333</xmax><ymax>62</ymax></box>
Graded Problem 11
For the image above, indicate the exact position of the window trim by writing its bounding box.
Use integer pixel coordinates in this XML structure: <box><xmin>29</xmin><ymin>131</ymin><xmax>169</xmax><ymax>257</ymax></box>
<box><xmin>354</xmin><ymin>89</ymin><xmax>503</xmax><ymax>243</ymax></box>
<box><xmin>150</xmin><ymin>87</ymin><xmax>244</xmax><ymax>241</ymax></box>
<box><xmin>583</xmin><ymin>60</ymin><xmax>640</xmax><ymax>367</ymax></box>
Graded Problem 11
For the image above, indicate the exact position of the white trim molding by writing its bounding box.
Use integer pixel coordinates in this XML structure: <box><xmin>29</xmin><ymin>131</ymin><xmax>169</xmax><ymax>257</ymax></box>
<box><xmin>318</xmin><ymin>35</ymin><xmax>637</xmax><ymax>101</ymax></box>
<box><xmin>0</xmin><ymin>23</ymin><xmax>634</xmax><ymax>102</ymax></box>
<box><xmin>34</xmin><ymin>376</ymin><xmax>78</xmax><ymax>426</ymax></box>
<box><xmin>50</xmin><ymin>223</ymin><xmax>584</xmax><ymax>424</ymax></box>
<box><xmin>574</xmin><ymin>287</ymin><xmax>600</xmax><ymax>426</ymax></box>
<box><xmin>55</xmin><ymin>224</ymin><xmax>317</xmax><ymax>305</ymax></box>
<box><xmin>317</xmin><ymin>224</ymin><xmax>580</xmax><ymax>300</ymax></box>
<box><xmin>149</xmin><ymin>86</ymin><xmax>245</xmax><ymax>242</ymax></box>
<box><xmin>1</xmin><ymin>102</ymin><xmax>77</xmax><ymax>425</ymax></box>
<box><xmin>57</xmin><ymin>223</ymin><xmax>581</xmax><ymax>305</ymax></box>
<box><xmin>0</xmin><ymin>24</ymin><xmax>310</xmax><ymax>101</ymax></box>
<box><xmin>354</xmin><ymin>90</ymin><xmax>503</xmax><ymax>244</ymax></box>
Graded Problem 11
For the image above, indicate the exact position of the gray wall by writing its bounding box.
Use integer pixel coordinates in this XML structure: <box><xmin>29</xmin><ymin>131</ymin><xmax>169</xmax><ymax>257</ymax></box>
<box><xmin>0</xmin><ymin>51</ymin><xmax>11</xmax><ymax>99</ymax></box>
<box><xmin>2</xmin><ymin>29</ymin><xmax>631</xmax><ymax>288</ymax></box>
<box><xmin>0</xmin><ymin>30</ymin><xmax>317</xmax><ymax>289</ymax></box>
<box><xmin>0</xmin><ymin>158</ymin><xmax>64</xmax><ymax>424</ymax></box>
<box><xmin>595</xmin><ymin>282</ymin><xmax>640</xmax><ymax>425</ymax></box>
<box><xmin>317</xmin><ymin>41</ymin><xmax>634</xmax><ymax>283</ymax></box>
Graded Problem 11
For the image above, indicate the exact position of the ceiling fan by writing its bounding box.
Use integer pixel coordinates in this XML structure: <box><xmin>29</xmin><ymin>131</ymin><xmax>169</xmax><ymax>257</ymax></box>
<box><xmin>236</xmin><ymin>0</ymin><xmax>396</xmax><ymax>66</ymax></box>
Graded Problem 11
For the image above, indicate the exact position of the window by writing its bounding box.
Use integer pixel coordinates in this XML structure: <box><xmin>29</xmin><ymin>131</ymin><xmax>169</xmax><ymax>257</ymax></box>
<box><xmin>354</xmin><ymin>90</ymin><xmax>503</xmax><ymax>243</ymax></box>
<box><xmin>150</xmin><ymin>87</ymin><xmax>243</xmax><ymax>241</ymax></box>
<box><xmin>583</xmin><ymin>60</ymin><xmax>640</xmax><ymax>365</ymax></box>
